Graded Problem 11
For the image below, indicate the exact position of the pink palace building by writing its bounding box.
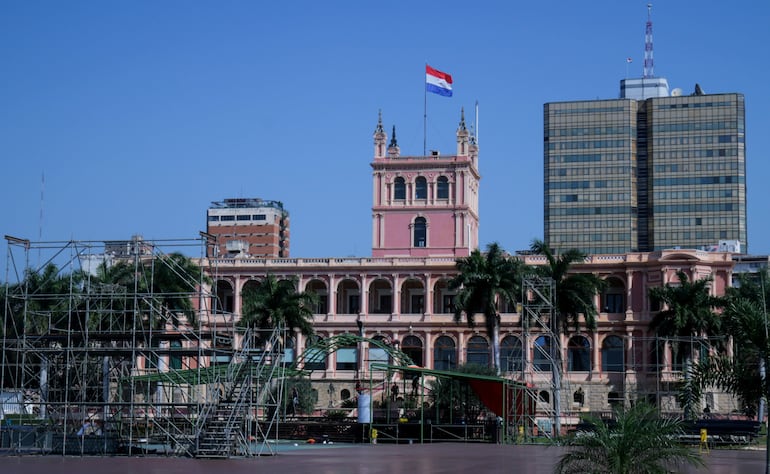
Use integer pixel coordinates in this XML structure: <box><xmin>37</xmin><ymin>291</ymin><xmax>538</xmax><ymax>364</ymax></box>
<box><xmin>202</xmin><ymin>110</ymin><xmax>737</xmax><ymax>420</ymax></box>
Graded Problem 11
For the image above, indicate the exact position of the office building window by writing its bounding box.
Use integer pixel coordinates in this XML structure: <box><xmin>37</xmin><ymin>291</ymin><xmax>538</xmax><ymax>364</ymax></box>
<box><xmin>567</xmin><ymin>336</ymin><xmax>591</xmax><ymax>372</ymax></box>
<box><xmin>437</xmin><ymin>176</ymin><xmax>449</xmax><ymax>199</ymax></box>
<box><xmin>602</xmin><ymin>335</ymin><xmax>624</xmax><ymax>372</ymax></box>
<box><xmin>394</xmin><ymin>177</ymin><xmax>406</xmax><ymax>200</ymax></box>
<box><xmin>336</xmin><ymin>347</ymin><xmax>357</xmax><ymax>371</ymax></box>
<box><xmin>434</xmin><ymin>336</ymin><xmax>456</xmax><ymax>371</ymax></box>
<box><xmin>415</xmin><ymin>177</ymin><xmax>427</xmax><ymax>199</ymax></box>
<box><xmin>401</xmin><ymin>335</ymin><xmax>423</xmax><ymax>367</ymax></box>
<box><xmin>501</xmin><ymin>336</ymin><xmax>523</xmax><ymax>372</ymax></box>
<box><xmin>534</xmin><ymin>336</ymin><xmax>552</xmax><ymax>371</ymax></box>
<box><xmin>414</xmin><ymin>217</ymin><xmax>427</xmax><ymax>247</ymax></box>
<box><xmin>304</xmin><ymin>336</ymin><xmax>327</xmax><ymax>370</ymax></box>
<box><xmin>466</xmin><ymin>336</ymin><xmax>490</xmax><ymax>367</ymax></box>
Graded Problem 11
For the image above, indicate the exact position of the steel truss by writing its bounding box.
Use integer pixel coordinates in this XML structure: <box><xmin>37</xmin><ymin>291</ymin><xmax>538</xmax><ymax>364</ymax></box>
<box><xmin>517</xmin><ymin>272</ymin><xmax>735</xmax><ymax>436</ymax></box>
<box><xmin>1</xmin><ymin>236</ymin><xmax>284</xmax><ymax>457</ymax></box>
<box><xmin>520</xmin><ymin>275</ymin><xmax>572</xmax><ymax>438</ymax></box>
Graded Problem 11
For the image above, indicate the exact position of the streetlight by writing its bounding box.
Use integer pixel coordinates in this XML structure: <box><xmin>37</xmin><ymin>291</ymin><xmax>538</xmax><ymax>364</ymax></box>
<box><xmin>356</xmin><ymin>318</ymin><xmax>364</xmax><ymax>381</ymax></box>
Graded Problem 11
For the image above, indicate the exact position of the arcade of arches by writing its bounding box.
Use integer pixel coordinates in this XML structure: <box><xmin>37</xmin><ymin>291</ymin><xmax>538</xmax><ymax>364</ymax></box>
<box><xmin>207</xmin><ymin>274</ymin><xmax>679</xmax><ymax>380</ymax></box>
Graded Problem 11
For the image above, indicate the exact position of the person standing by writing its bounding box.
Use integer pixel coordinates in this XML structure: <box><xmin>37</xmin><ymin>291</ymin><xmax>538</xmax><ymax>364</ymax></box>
<box><xmin>291</xmin><ymin>386</ymin><xmax>299</xmax><ymax>416</ymax></box>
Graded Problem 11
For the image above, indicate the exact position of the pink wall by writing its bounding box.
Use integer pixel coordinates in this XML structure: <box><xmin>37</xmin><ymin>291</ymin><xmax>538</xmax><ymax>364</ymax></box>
<box><xmin>374</xmin><ymin>211</ymin><xmax>459</xmax><ymax>257</ymax></box>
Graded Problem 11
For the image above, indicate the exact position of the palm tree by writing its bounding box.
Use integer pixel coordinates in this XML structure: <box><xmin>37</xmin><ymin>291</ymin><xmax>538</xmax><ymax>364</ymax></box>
<box><xmin>648</xmin><ymin>270</ymin><xmax>723</xmax><ymax>418</ymax></box>
<box><xmin>20</xmin><ymin>263</ymin><xmax>81</xmax><ymax>334</ymax></box>
<box><xmin>449</xmin><ymin>242</ymin><xmax>525</xmax><ymax>374</ymax></box>
<box><xmin>555</xmin><ymin>402</ymin><xmax>704</xmax><ymax>474</ymax></box>
<box><xmin>724</xmin><ymin>268</ymin><xmax>770</xmax><ymax>422</ymax></box>
<box><xmin>239</xmin><ymin>275</ymin><xmax>317</xmax><ymax>344</ymax></box>
<box><xmin>1</xmin><ymin>264</ymin><xmax>90</xmax><ymax>409</ymax></box>
<box><xmin>528</xmin><ymin>239</ymin><xmax>605</xmax><ymax>436</ymax></box>
<box><xmin>146</xmin><ymin>252</ymin><xmax>207</xmax><ymax>327</ymax></box>
<box><xmin>726</xmin><ymin>268</ymin><xmax>770</xmax><ymax>310</ymax></box>
<box><xmin>529</xmin><ymin>239</ymin><xmax>606</xmax><ymax>333</ymax></box>
<box><xmin>689</xmin><ymin>296</ymin><xmax>770</xmax><ymax>473</ymax></box>
<box><xmin>88</xmin><ymin>252</ymin><xmax>206</xmax><ymax>330</ymax></box>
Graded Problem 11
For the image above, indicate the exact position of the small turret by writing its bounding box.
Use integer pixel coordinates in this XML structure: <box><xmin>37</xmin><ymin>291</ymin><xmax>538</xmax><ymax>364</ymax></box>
<box><xmin>387</xmin><ymin>125</ymin><xmax>400</xmax><ymax>158</ymax></box>
<box><xmin>469</xmin><ymin>128</ymin><xmax>479</xmax><ymax>168</ymax></box>
<box><xmin>456</xmin><ymin>107</ymin><xmax>469</xmax><ymax>156</ymax></box>
<box><xmin>373</xmin><ymin>110</ymin><xmax>387</xmax><ymax>159</ymax></box>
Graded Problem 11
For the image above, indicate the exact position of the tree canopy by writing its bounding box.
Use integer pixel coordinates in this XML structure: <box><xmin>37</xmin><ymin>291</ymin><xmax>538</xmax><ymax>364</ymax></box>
<box><xmin>239</xmin><ymin>274</ymin><xmax>317</xmax><ymax>341</ymax></box>
<box><xmin>556</xmin><ymin>402</ymin><xmax>704</xmax><ymax>474</ymax></box>
<box><xmin>529</xmin><ymin>239</ymin><xmax>605</xmax><ymax>333</ymax></box>
<box><xmin>648</xmin><ymin>270</ymin><xmax>723</xmax><ymax>345</ymax></box>
<box><xmin>449</xmin><ymin>242</ymin><xmax>525</xmax><ymax>373</ymax></box>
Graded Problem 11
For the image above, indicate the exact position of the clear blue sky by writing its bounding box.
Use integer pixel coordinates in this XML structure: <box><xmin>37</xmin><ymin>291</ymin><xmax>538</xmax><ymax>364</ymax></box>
<box><xmin>2</xmin><ymin>1</ymin><xmax>769</xmax><ymax>274</ymax></box>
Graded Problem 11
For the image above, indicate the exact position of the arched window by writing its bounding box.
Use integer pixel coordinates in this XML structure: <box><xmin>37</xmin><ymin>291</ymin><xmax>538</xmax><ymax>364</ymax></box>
<box><xmin>394</xmin><ymin>177</ymin><xmax>406</xmax><ymax>200</ymax></box>
<box><xmin>602</xmin><ymin>278</ymin><xmax>625</xmax><ymax>313</ymax></box>
<box><xmin>601</xmin><ymin>335</ymin><xmax>624</xmax><ymax>372</ymax></box>
<box><xmin>341</xmin><ymin>389</ymin><xmax>351</xmax><ymax>401</ymax></box>
<box><xmin>414</xmin><ymin>217</ymin><xmax>427</xmax><ymax>247</ymax></box>
<box><xmin>369</xmin><ymin>335</ymin><xmax>390</xmax><ymax>370</ymax></box>
<box><xmin>303</xmin><ymin>336</ymin><xmax>327</xmax><ymax>371</ymax></box>
<box><xmin>305</xmin><ymin>279</ymin><xmax>328</xmax><ymax>314</ymax></box>
<box><xmin>415</xmin><ymin>176</ymin><xmax>427</xmax><ymax>199</ymax></box>
<box><xmin>369</xmin><ymin>279</ymin><xmax>392</xmax><ymax>314</ymax></box>
<box><xmin>501</xmin><ymin>335</ymin><xmax>523</xmax><ymax>372</ymax></box>
<box><xmin>336</xmin><ymin>344</ymin><xmax>357</xmax><ymax>371</ymax></box>
<box><xmin>466</xmin><ymin>335</ymin><xmax>490</xmax><ymax>367</ymax></box>
<box><xmin>401</xmin><ymin>335</ymin><xmax>423</xmax><ymax>367</ymax></box>
<box><xmin>433</xmin><ymin>336</ymin><xmax>456</xmax><ymax>370</ymax></box>
<box><xmin>533</xmin><ymin>336</ymin><xmax>552</xmax><ymax>371</ymax></box>
<box><xmin>437</xmin><ymin>176</ymin><xmax>449</xmax><ymax>199</ymax></box>
<box><xmin>214</xmin><ymin>280</ymin><xmax>234</xmax><ymax>314</ymax></box>
<box><xmin>567</xmin><ymin>335</ymin><xmax>591</xmax><ymax>372</ymax></box>
<box><xmin>539</xmin><ymin>391</ymin><xmax>550</xmax><ymax>404</ymax></box>
<box><xmin>337</xmin><ymin>279</ymin><xmax>360</xmax><ymax>314</ymax></box>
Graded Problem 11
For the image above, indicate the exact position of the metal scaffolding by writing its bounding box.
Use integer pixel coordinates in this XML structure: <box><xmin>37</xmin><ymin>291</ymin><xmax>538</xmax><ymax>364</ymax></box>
<box><xmin>520</xmin><ymin>275</ymin><xmax>570</xmax><ymax>438</ymax></box>
<box><xmin>1</xmin><ymin>235</ymin><xmax>284</xmax><ymax>457</ymax></box>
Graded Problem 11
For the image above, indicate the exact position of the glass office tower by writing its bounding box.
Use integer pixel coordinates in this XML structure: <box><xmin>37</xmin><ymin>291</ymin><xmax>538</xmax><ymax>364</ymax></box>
<box><xmin>544</xmin><ymin>92</ymin><xmax>746</xmax><ymax>254</ymax></box>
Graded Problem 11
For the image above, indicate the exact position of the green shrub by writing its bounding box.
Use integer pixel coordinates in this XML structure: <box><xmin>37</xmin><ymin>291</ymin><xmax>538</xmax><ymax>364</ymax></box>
<box><xmin>324</xmin><ymin>410</ymin><xmax>348</xmax><ymax>422</ymax></box>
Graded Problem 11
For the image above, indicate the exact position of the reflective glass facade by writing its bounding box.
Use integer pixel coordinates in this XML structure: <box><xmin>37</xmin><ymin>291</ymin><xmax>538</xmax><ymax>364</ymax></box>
<box><xmin>544</xmin><ymin>93</ymin><xmax>746</xmax><ymax>254</ymax></box>
<box><xmin>647</xmin><ymin>94</ymin><xmax>746</xmax><ymax>251</ymax></box>
<box><xmin>544</xmin><ymin>100</ymin><xmax>638</xmax><ymax>254</ymax></box>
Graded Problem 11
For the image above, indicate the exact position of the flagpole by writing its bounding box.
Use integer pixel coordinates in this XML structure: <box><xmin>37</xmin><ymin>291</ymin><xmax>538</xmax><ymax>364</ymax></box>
<box><xmin>475</xmin><ymin>100</ymin><xmax>479</xmax><ymax>145</ymax></box>
<box><xmin>423</xmin><ymin>63</ymin><xmax>427</xmax><ymax>156</ymax></box>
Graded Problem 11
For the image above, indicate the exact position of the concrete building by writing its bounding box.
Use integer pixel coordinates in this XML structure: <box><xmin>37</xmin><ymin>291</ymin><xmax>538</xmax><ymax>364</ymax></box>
<box><xmin>544</xmin><ymin>94</ymin><xmax>747</xmax><ymax>254</ymax></box>
<box><xmin>544</xmin><ymin>91</ymin><xmax>746</xmax><ymax>255</ymax></box>
<box><xmin>206</xmin><ymin>198</ymin><xmax>289</xmax><ymax>258</ymax></box>
<box><xmin>544</xmin><ymin>7</ymin><xmax>747</xmax><ymax>255</ymax></box>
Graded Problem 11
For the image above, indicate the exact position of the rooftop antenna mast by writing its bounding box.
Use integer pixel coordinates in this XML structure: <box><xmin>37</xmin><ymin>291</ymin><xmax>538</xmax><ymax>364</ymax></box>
<box><xmin>643</xmin><ymin>3</ymin><xmax>655</xmax><ymax>78</ymax></box>
<box><xmin>38</xmin><ymin>171</ymin><xmax>44</xmax><ymax>267</ymax></box>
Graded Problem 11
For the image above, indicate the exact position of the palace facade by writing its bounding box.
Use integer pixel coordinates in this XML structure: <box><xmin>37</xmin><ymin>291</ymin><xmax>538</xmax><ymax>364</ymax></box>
<box><xmin>200</xmin><ymin>111</ymin><xmax>737</xmax><ymax>416</ymax></box>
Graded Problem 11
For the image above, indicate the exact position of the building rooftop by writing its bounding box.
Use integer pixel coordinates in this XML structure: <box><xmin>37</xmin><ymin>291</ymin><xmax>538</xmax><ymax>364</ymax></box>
<box><xmin>209</xmin><ymin>198</ymin><xmax>285</xmax><ymax>211</ymax></box>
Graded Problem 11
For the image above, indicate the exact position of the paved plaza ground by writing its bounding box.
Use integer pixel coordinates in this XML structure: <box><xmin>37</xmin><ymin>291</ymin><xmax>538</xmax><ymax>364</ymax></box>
<box><xmin>0</xmin><ymin>443</ymin><xmax>765</xmax><ymax>473</ymax></box>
